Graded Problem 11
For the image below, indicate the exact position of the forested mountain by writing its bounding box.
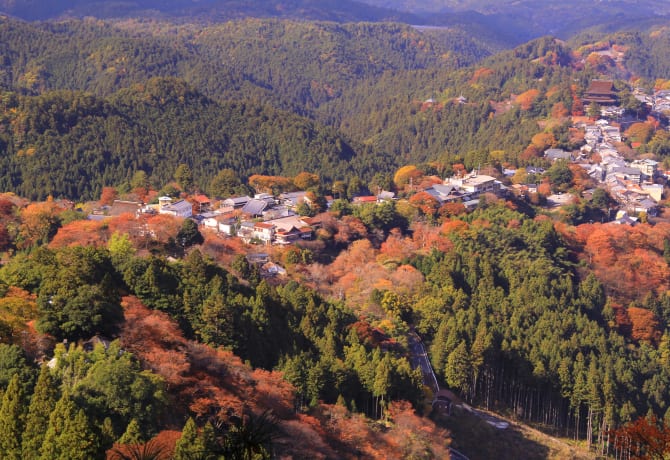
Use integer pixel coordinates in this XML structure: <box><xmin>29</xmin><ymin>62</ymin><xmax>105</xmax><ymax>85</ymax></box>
<box><xmin>2</xmin><ymin>3</ymin><xmax>670</xmax><ymax>457</ymax></box>
<box><xmin>0</xmin><ymin>18</ymin><xmax>490</xmax><ymax>111</ymax></box>
<box><xmin>0</xmin><ymin>79</ymin><xmax>374</xmax><ymax>200</ymax></box>
<box><xmin>361</xmin><ymin>0</ymin><xmax>670</xmax><ymax>39</ymax></box>
<box><xmin>0</xmin><ymin>193</ymin><xmax>668</xmax><ymax>458</ymax></box>
<box><xmin>3</xmin><ymin>17</ymin><xmax>670</xmax><ymax>201</ymax></box>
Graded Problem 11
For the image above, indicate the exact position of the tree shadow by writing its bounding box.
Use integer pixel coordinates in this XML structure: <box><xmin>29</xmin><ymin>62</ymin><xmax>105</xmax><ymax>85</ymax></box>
<box><xmin>433</xmin><ymin>408</ymin><xmax>555</xmax><ymax>460</ymax></box>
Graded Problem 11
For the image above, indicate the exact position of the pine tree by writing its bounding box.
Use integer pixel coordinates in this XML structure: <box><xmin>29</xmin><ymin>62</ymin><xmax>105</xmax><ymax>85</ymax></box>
<box><xmin>198</xmin><ymin>279</ymin><xmax>235</xmax><ymax>348</ymax></box>
<box><xmin>22</xmin><ymin>366</ymin><xmax>58</xmax><ymax>460</ymax></box>
<box><xmin>118</xmin><ymin>418</ymin><xmax>144</xmax><ymax>445</ymax></box>
<box><xmin>0</xmin><ymin>374</ymin><xmax>26</xmax><ymax>460</ymax></box>
<box><xmin>445</xmin><ymin>341</ymin><xmax>471</xmax><ymax>399</ymax></box>
<box><xmin>201</xmin><ymin>422</ymin><xmax>218</xmax><ymax>459</ymax></box>
<box><xmin>56</xmin><ymin>409</ymin><xmax>98</xmax><ymax>460</ymax></box>
<box><xmin>373</xmin><ymin>355</ymin><xmax>391</xmax><ymax>420</ymax></box>
<box><xmin>40</xmin><ymin>390</ymin><xmax>76</xmax><ymax>460</ymax></box>
<box><xmin>174</xmin><ymin>417</ymin><xmax>203</xmax><ymax>460</ymax></box>
<box><xmin>174</xmin><ymin>164</ymin><xmax>194</xmax><ymax>193</ymax></box>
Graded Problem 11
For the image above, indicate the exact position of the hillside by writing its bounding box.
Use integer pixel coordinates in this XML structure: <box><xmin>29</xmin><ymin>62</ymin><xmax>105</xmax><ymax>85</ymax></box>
<box><xmin>1</xmin><ymin>193</ymin><xmax>669</xmax><ymax>458</ymax></box>
<box><xmin>2</xmin><ymin>4</ymin><xmax>670</xmax><ymax>458</ymax></box>
<box><xmin>0</xmin><ymin>17</ymin><xmax>490</xmax><ymax>109</ymax></box>
<box><xmin>361</xmin><ymin>0</ymin><xmax>670</xmax><ymax>40</ymax></box>
<box><xmin>3</xmin><ymin>18</ymin><xmax>670</xmax><ymax>201</ymax></box>
<box><xmin>0</xmin><ymin>79</ymin><xmax>372</xmax><ymax>201</ymax></box>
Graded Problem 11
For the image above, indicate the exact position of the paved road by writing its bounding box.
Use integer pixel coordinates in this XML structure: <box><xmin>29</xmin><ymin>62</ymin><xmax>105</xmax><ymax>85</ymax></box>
<box><xmin>408</xmin><ymin>331</ymin><xmax>440</xmax><ymax>393</ymax></box>
<box><xmin>408</xmin><ymin>330</ymin><xmax>510</xmax><ymax>428</ymax></box>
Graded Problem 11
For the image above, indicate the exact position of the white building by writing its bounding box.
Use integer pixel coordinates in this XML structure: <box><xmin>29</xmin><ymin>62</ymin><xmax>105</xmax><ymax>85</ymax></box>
<box><xmin>444</xmin><ymin>172</ymin><xmax>500</xmax><ymax>196</ymax></box>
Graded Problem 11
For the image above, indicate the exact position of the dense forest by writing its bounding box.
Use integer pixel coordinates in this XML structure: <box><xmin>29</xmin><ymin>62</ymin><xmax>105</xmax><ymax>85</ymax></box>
<box><xmin>1</xmin><ymin>191</ymin><xmax>669</xmax><ymax>457</ymax></box>
<box><xmin>1</xmin><ymin>3</ymin><xmax>670</xmax><ymax>458</ymax></box>
<box><xmin>1</xmin><ymin>18</ymin><xmax>670</xmax><ymax>203</ymax></box>
<box><xmin>0</xmin><ymin>79</ymin><xmax>373</xmax><ymax>201</ymax></box>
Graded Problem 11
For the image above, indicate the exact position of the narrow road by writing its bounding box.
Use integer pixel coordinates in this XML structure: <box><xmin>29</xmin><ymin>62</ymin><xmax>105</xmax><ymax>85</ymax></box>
<box><xmin>407</xmin><ymin>330</ymin><xmax>439</xmax><ymax>393</ymax></box>
<box><xmin>408</xmin><ymin>331</ymin><xmax>471</xmax><ymax>460</ymax></box>
<box><xmin>408</xmin><ymin>329</ymin><xmax>509</xmax><ymax>425</ymax></box>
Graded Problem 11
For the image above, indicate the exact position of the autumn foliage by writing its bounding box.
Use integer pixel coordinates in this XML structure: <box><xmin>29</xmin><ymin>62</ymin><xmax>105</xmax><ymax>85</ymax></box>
<box><xmin>515</xmin><ymin>89</ymin><xmax>540</xmax><ymax>110</ymax></box>
<box><xmin>627</xmin><ymin>306</ymin><xmax>662</xmax><ymax>345</ymax></box>
<box><xmin>393</xmin><ymin>165</ymin><xmax>424</xmax><ymax>191</ymax></box>
<box><xmin>116</xmin><ymin>295</ymin><xmax>451</xmax><ymax>459</ymax></box>
<box><xmin>611</xmin><ymin>415</ymin><xmax>670</xmax><ymax>460</ymax></box>
<box><xmin>574</xmin><ymin>223</ymin><xmax>670</xmax><ymax>303</ymax></box>
<box><xmin>248</xmin><ymin>175</ymin><xmax>294</xmax><ymax>194</ymax></box>
<box><xmin>471</xmin><ymin>67</ymin><xmax>493</xmax><ymax>83</ymax></box>
<box><xmin>50</xmin><ymin>219</ymin><xmax>108</xmax><ymax>248</ymax></box>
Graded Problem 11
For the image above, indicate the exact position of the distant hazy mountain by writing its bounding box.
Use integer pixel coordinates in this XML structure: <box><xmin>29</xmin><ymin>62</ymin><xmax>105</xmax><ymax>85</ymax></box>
<box><xmin>359</xmin><ymin>0</ymin><xmax>670</xmax><ymax>41</ymax></box>
<box><xmin>359</xmin><ymin>0</ymin><xmax>670</xmax><ymax>15</ymax></box>
<box><xmin>3</xmin><ymin>0</ymin><xmax>668</xmax><ymax>51</ymax></box>
<box><xmin>0</xmin><ymin>0</ymin><xmax>420</xmax><ymax>23</ymax></box>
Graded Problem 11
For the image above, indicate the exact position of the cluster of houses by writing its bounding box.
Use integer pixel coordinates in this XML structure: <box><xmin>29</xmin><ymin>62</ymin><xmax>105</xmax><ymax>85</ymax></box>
<box><xmin>505</xmin><ymin>117</ymin><xmax>664</xmax><ymax>223</ymax></box>
<box><xmin>94</xmin><ymin>191</ymin><xmax>325</xmax><ymax>246</ymax></box>
<box><xmin>576</xmin><ymin>118</ymin><xmax>663</xmax><ymax>219</ymax></box>
<box><xmin>634</xmin><ymin>88</ymin><xmax>670</xmax><ymax>115</ymax></box>
<box><xmin>577</xmin><ymin>81</ymin><xmax>668</xmax><ymax>221</ymax></box>
<box><xmin>92</xmin><ymin>168</ymin><xmax>511</xmax><ymax>249</ymax></box>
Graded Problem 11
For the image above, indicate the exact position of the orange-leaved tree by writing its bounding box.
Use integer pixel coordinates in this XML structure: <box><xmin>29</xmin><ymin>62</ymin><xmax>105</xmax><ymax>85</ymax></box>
<box><xmin>393</xmin><ymin>165</ymin><xmax>423</xmax><ymax>191</ymax></box>
<box><xmin>611</xmin><ymin>415</ymin><xmax>670</xmax><ymax>460</ymax></box>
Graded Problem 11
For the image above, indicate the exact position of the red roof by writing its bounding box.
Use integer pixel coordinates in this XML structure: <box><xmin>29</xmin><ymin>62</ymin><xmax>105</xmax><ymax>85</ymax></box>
<box><xmin>254</xmin><ymin>222</ymin><xmax>275</xmax><ymax>229</ymax></box>
<box><xmin>193</xmin><ymin>194</ymin><xmax>210</xmax><ymax>203</ymax></box>
<box><xmin>354</xmin><ymin>196</ymin><xmax>378</xmax><ymax>203</ymax></box>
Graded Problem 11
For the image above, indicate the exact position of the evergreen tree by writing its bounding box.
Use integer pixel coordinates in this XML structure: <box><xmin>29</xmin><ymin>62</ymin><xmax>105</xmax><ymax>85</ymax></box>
<box><xmin>174</xmin><ymin>417</ymin><xmax>203</xmax><ymax>460</ymax></box>
<box><xmin>373</xmin><ymin>355</ymin><xmax>391</xmax><ymax>419</ymax></box>
<box><xmin>130</xmin><ymin>171</ymin><xmax>149</xmax><ymax>193</ymax></box>
<box><xmin>445</xmin><ymin>341</ymin><xmax>471</xmax><ymax>398</ymax></box>
<box><xmin>40</xmin><ymin>390</ymin><xmax>76</xmax><ymax>460</ymax></box>
<box><xmin>0</xmin><ymin>374</ymin><xmax>26</xmax><ymax>460</ymax></box>
<box><xmin>198</xmin><ymin>284</ymin><xmax>235</xmax><ymax>348</ymax></box>
<box><xmin>177</xmin><ymin>219</ymin><xmax>204</xmax><ymax>248</ymax></box>
<box><xmin>56</xmin><ymin>409</ymin><xmax>98</xmax><ymax>460</ymax></box>
<box><xmin>175</xmin><ymin>164</ymin><xmax>194</xmax><ymax>193</ymax></box>
<box><xmin>22</xmin><ymin>366</ymin><xmax>58</xmax><ymax>460</ymax></box>
<box><xmin>118</xmin><ymin>418</ymin><xmax>144</xmax><ymax>445</ymax></box>
<box><xmin>208</xmin><ymin>168</ymin><xmax>245</xmax><ymax>198</ymax></box>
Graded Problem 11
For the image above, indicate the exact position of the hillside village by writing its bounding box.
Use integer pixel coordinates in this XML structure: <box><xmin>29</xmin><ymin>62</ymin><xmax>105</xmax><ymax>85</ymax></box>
<box><xmin>90</xmin><ymin>146</ymin><xmax>664</xmax><ymax>256</ymax></box>
<box><xmin>87</xmin><ymin>84</ymin><xmax>670</xmax><ymax>253</ymax></box>
<box><xmin>3</xmin><ymin>9</ymin><xmax>670</xmax><ymax>457</ymax></box>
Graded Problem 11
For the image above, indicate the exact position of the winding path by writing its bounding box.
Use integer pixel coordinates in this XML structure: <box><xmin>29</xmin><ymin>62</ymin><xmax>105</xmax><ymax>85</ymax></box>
<box><xmin>408</xmin><ymin>330</ymin><xmax>514</xmax><ymax>458</ymax></box>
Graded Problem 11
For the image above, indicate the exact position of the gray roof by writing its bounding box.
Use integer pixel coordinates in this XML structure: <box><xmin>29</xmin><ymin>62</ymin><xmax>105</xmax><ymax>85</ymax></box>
<box><xmin>163</xmin><ymin>200</ymin><xmax>192</xmax><ymax>212</ymax></box>
<box><xmin>109</xmin><ymin>200</ymin><xmax>142</xmax><ymax>216</ymax></box>
<box><xmin>242</xmin><ymin>199</ymin><xmax>268</xmax><ymax>216</ymax></box>
<box><xmin>223</xmin><ymin>196</ymin><xmax>252</xmax><ymax>206</ymax></box>
<box><xmin>612</xmin><ymin>167</ymin><xmax>641</xmax><ymax>176</ymax></box>
<box><xmin>636</xmin><ymin>198</ymin><xmax>658</xmax><ymax>209</ymax></box>
<box><xmin>425</xmin><ymin>184</ymin><xmax>458</xmax><ymax>202</ymax></box>
<box><xmin>279</xmin><ymin>191</ymin><xmax>307</xmax><ymax>206</ymax></box>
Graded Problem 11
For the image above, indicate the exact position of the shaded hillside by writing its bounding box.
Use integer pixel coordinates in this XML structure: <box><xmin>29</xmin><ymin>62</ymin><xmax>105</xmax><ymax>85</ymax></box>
<box><xmin>0</xmin><ymin>79</ymin><xmax>374</xmax><ymax>200</ymax></box>
<box><xmin>0</xmin><ymin>31</ymin><xmax>640</xmax><ymax>201</ymax></box>
<box><xmin>317</xmin><ymin>36</ymin><xmax>578</xmax><ymax>167</ymax></box>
